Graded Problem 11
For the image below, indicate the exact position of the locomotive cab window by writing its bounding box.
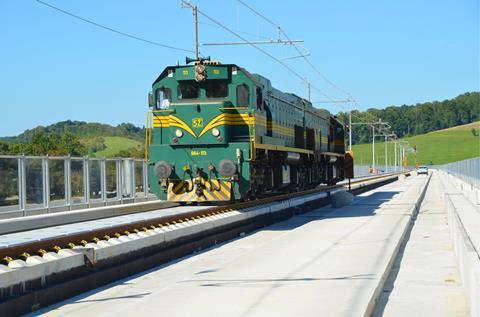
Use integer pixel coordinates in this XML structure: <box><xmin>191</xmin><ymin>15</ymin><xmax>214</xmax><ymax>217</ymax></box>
<box><xmin>156</xmin><ymin>87</ymin><xmax>171</xmax><ymax>109</ymax></box>
<box><xmin>236</xmin><ymin>84</ymin><xmax>249</xmax><ymax>107</ymax></box>
<box><xmin>205</xmin><ymin>80</ymin><xmax>228</xmax><ymax>98</ymax></box>
<box><xmin>178</xmin><ymin>81</ymin><xmax>199</xmax><ymax>99</ymax></box>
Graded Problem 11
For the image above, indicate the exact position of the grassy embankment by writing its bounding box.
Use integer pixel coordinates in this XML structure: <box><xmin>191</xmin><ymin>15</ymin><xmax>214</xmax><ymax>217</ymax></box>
<box><xmin>351</xmin><ymin>121</ymin><xmax>480</xmax><ymax>166</ymax></box>
<box><xmin>92</xmin><ymin>136</ymin><xmax>143</xmax><ymax>157</ymax></box>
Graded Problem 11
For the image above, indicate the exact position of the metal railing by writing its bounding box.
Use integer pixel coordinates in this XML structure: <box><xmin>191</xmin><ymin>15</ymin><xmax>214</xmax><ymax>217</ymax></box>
<box><xmin>438</xmin><ymin>157</ymin><xmax>480</xmax><ymax>189</ymax></box>
<box><xmin>0</xmin><ymin>155</ymin><xmax>156</xmax><ymax>216</ymax></box>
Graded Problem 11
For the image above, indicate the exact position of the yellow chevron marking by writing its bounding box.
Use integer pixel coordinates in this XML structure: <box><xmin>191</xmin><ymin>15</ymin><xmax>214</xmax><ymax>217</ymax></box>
<box><xmin>172</xmin><ymin>181</ymin><xmax>185</xmax><ymax>193</ymax></box>
<box><xmin>183</xmin><ymin>189</ymin><xmax>197</xmax><ymax>201</ymax></box>
<box><xmin>206</xmin><ymin>179</ymin><xmax>230</xmax><ymax>198</ymax></box>
<box><xmin>153</xmin><ymin>115</ymin><xmax>196</xmax><ymax>137</ymax></box>
<box><xmin>198</xmin><ymin>113</ymin><xmax>253</xmax><ymax>137</ymax></box>
<box><xmin>167</xmin><ymin>179</ymin><xmax>231</xmax><ymax>201</ymax></box>
<box><xmin>155</xmin><ymin>113</ymin><xmax>296</xmax><ymax>139</ymax></box>
<box><xmin>203</xmin><ymin>190</ymin><xmax>215</xmax><ymax>201</ymax></box>
<box><xmin>168</xmin><ymin>116</ymin><xmax>197</xmax><ymax>137</ymax></box>
<box><xmin>219</xmin><ymin>182</ymin><xmax>231</xmax><ymax>196</ymax></box>
<box><xmin>211</xmin><ymin>190</ymin><xmax>224</xmax><ymax>200</ymax></box>
<box><xmin>154</xmin><ymin>113</ymin><xmax>254</xmax><ymax>138</ymax></box>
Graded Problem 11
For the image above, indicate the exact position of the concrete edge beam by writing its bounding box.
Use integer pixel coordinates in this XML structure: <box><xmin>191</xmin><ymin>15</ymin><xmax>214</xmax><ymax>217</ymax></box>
<box><xmin>364</xmin><ymin>174</ymin><xmax>432</xmax><ymax>316</ymax></box>
<box><xmin>445</xmin><ymin>192</ymin><xmax>480</xmax><ymax>317</ymax></box>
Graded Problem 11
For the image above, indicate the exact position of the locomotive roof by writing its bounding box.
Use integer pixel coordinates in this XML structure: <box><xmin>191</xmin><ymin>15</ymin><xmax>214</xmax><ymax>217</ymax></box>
<box><xmin>152</xmin><ymin>63</ymin><xmax>257</xmax><ymax>86</ymax></box>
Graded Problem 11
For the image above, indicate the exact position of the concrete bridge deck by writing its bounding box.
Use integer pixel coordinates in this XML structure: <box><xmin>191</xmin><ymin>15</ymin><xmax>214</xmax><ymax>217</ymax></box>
<box><xmin>28</xmin><ymin>173</ymin><xmax>471</xmax><ymax>317</ymax></box>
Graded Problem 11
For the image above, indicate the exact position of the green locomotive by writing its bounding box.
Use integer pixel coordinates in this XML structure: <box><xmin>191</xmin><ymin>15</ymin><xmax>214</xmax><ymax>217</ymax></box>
<box><xmin>146</xmin><ymin>58</ymin><xmax>349</xmax><ymax>202</ymax></box>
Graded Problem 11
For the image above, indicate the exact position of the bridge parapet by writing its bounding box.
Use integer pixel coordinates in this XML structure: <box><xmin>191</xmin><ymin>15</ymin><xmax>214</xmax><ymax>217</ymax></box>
<box><xmin>438</xmin><ymin>157</ymin><xmax>480</xmax><ymax>190</ymax></box>
<box><xmin>0</xmin><ymin>155</ymin><xmax>155</xmax><ymax>218</ymax></box>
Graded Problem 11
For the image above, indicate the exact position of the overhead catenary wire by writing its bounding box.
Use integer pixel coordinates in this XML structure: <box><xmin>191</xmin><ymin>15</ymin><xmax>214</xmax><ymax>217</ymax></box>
<box><xmin>202</xmin><ymin>9</ymin><xmax>362</xmax><ymax>118</ymax></box>
<box><xmin>194</xmin><ymin>6</ymin><xmax>342</xmax><ymax>106</ymax></box>
<box><xmin>236</xmin><ymin>0</ymin><xmax>385</xmax><ymax>126</ymax></box>
<box><xmin>196</xmin><ymin>11</ymin><xmax>296</xmax><ymax>73</ymax></box>
<box><xmin>237</xmin><ymin>0</ymin><xmax>354</xmax><ymax>100</ymax></box>
<box><xmin>36</xmin><ymin>0</ymin><xmax>195</xmax><ymax>54</ymax></box>
<box><xmin>237</xmin><ymin>0</ymin><xmax>392</xmax><ymax>136</ymax></box>
<box><xmin>198</xmin><ymin>21</ymin><xmax>272</xmax><ymax>41</ymax></box>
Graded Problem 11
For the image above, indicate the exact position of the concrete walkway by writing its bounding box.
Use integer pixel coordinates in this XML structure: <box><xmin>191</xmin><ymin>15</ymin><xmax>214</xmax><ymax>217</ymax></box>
<box><xmin>31</xmin><ymin>176</ymin><xmax>428</xmax><ymax>317</ymax></box>
<box><xmin>374</xmin><ymin>172</ymin><xmax>469</xmax><ymax>316</ymax></box>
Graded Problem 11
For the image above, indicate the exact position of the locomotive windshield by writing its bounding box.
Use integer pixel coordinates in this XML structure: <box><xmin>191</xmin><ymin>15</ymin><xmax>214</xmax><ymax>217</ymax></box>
<box><xmin>178</xmin><ymin>81</ymin><xmax>199</xmax><ymax>99</ymax></box>
<box><xmin>205</xmin><ymin>80</ymin><xmax>228</xmax><ymax>98</ymax></box>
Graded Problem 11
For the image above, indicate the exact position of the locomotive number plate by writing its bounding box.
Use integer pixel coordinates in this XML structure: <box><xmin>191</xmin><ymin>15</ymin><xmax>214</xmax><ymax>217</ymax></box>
<box><xmin>191</xmin><ymin>150</ymin><xmax>207</xmax><ymax>156</ymax></box>
<box><xmin>192</xmin><ymin>118</ymin><xmax>204</xmax><ymax>128</ymax></box>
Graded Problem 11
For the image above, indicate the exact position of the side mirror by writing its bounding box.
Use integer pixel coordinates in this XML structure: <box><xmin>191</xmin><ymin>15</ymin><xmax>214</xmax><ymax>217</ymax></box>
<box><xmin>148</xmin><ymin>92</ymin><xmax>154</xmax><ymax>109</ymax></box>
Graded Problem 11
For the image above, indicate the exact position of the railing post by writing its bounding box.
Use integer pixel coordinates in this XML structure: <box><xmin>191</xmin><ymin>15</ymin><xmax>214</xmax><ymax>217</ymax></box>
<box><xmin>101</xmin><ymin>158</ymin><xmax>107</xmax><ymax>206</ymax></box>
<box><xmin>65</xmin><ymin>156</ymin><xmax>71</xmax><ymax>210</ymax></box>
<box><xmin>130</xmin><ymin>159</ymin><xmax>136</xmax><ymax>202</ymax></box>
<box><xmin>121</xmin><ymin>158</ymin><xmax>134</xmax><ymax>201</ymax></box>
<box><xmin>42</xmin><ymin>156</ymin><xmax>50</xmax><ymax>211</ymax></box>
<box><xmin>143</xmin><ymin>160</ymin><xmax>149</xmax><ymax>199</ymax></box>
<box><xmin>117</xmin><ymin>159</ymin><xmax>123</xmax><ymax>202</ymax></box>
<box><xmin>133</xmin><ymin>160</ymin><xmax>137</xmax><ymax>202</ymax></box>
<box><xmin>131</xmin><ymin>159</ymin><xmax>135</xmax><ymax>199</ymax></box>
<box><xmin>18</xmin><ymin>155</ymin><xmax>26</xmax><ymax>216</ymax></box>
<box><xmin>84</xmin><ymin>156</ymin><xmax>90</xmax><ymax>207</ymax></box>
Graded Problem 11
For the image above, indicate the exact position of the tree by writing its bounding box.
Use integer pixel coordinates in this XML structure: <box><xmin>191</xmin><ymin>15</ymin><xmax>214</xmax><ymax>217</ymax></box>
<box><xmin>340</xmin><ymin>91</ymin><xmax>479</xmax><ymax>144</ymax></box>
<box><xmin>59</xmin><ymin>132</ymin><xmax>87</xmax><ymax>156</ymax></box>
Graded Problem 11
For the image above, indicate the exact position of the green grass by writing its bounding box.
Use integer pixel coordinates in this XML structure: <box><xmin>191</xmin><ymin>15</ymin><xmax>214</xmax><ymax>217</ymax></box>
<box><xmin>93</xmin><ymin>136</ymin><xmax>142</xmax><ymax>158</ymax></box>
<box><xmin>352</xmin><ymin>121</ymin><xmax>480</xmax><ymax>166</ymax></box>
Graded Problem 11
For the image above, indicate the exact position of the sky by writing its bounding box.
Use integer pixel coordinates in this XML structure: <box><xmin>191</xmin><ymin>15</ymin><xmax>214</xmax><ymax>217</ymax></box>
<box><xmin>0</xmin><ymin>0</ymin><xmax>478</xmax><ymax>137</ymax></box>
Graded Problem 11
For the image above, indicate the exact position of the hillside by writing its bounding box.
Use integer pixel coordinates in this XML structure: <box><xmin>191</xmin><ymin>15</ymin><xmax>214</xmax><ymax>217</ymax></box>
<box><xmin>0</xmin><ymin>121</ymin><xmax>146</xmax><ymax>158</ymax></box>
<box><xmin>336</xmin><ymin>91</ymin><xmax>479</xmax><ymax>144</ymax></box>
<box><xmin>0</xmin><ymin>120</ymin><xmax>145</xmax><ymax>143</ymax></box>
<box><xmin>93</xmin><ymin>136</ymin><xmax>143</xmax><ymax>158</ymax></box>
<box><xmin>352</xmin><ymin>121</ymin><xmax>480</xmax><ymax>166</ymax></box>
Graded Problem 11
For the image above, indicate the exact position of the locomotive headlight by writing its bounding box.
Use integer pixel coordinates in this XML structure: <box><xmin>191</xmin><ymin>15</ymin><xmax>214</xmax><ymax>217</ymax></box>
<box><xmin>175</xmin><ymin>129</ymin><xmax>183</xmax><ymax>138</ymax></box>
<box><xmin>154</xmin><ymin>161</ymin><xmax>172</xmax><ymax>179</ymax></box>
<box><xmin>211</xmin><ymin>128</ymin><xmax>220</xmax><ymax>137</ymax></box>
<box><xmin>218</xmin><ymin>159</ymin><xmax>237</xmax><ymax>177</ymax></box>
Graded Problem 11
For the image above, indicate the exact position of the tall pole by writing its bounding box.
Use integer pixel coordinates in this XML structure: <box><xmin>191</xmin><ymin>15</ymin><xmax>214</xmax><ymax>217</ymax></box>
<box><xmin>398</xmin><ymin>144</ymin><xmax>403</xmax><ymax>171</ymax></box>
<box><xmin>372</xmin><ymin>125</ymin><xmax>375</xmax><ymax>172</ymax></box>
<box><xmin>385</xmin><ymin>135</ymin><xmax>388</xmax><ymax>173</ymax></box>
<box><xmin>348</xmin><ymin>111</ymin><xmax>352</xmax><ymax>152</ymax></box>
<box><xmin>400</xmin><ymin>145</ymin><xmax>403</xmax><ymax>171</ymax></box>
<box><xmin>394</xmin><ymin>141</ymin><xmax>397</xmax><ymax>172</ymax></box>
<box><xmin>307</xmin><ymin>81</ymin><xmax>311</xmax><ymax>101</ymax></box>
<box><xmin>401</xmin><ymin>146</ymin><xmax>404</xmax><ymax>171</ymax></box>
<box><xmin>193</xmin><ymin>6</ymin><xmax>199</xmax><ymax>60</ymax></box>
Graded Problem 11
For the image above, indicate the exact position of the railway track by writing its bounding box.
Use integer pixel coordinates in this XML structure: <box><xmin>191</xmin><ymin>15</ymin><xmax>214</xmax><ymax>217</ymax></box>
<box><xmin>0</xmin><ymin>173</ymin><xmax>404</xmax><ymax>263</ymax></box>
<box><xmin>0</xmin><ymin>172</ymin><xmax>409</xmax><ymax>316</ymax></box>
